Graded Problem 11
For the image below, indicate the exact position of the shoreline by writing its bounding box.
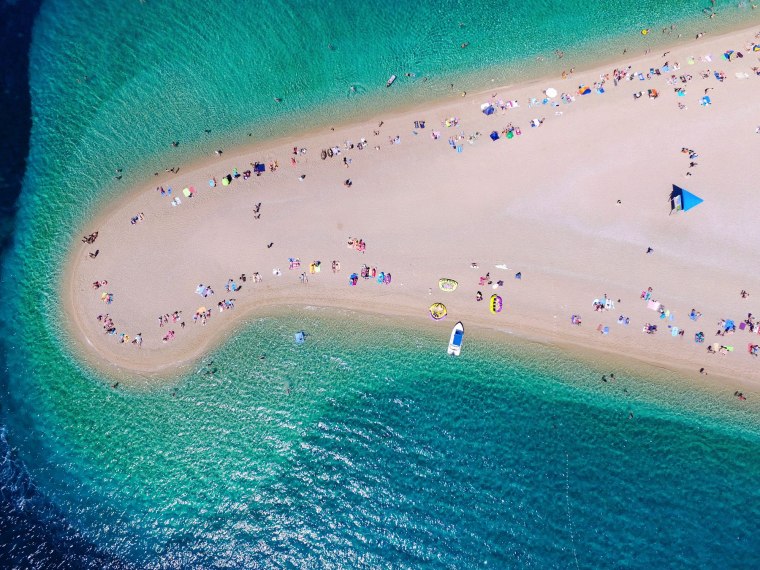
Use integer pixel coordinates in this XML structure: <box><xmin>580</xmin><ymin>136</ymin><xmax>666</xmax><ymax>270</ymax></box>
<box><xmin>63</xmin><ymin>24</ymin><xmax>760</xmax><ymax>397</ymax></box>
<box><xmin>73</xmin><ymin>13</ymin><xmax>760</xmax><ymax>217</ymax></box>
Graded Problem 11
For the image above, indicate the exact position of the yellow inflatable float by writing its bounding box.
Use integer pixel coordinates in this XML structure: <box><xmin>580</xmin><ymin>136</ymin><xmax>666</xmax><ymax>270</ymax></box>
<box><xmin>429</xmin><ymin>303</ymin><xmax>447</xmax><ymax>320</ymax></box>
<box><xmin>489</xmin><ymin>294</ymin><xmax>503</xmax><ymax>314</ymax></box>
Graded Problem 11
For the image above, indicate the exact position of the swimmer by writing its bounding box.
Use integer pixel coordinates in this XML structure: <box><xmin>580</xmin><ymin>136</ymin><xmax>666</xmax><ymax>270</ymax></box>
<box><xmin>274</xmin><ymin>97</ymin><xmax>282</xmax><ymax>103</ymax></box>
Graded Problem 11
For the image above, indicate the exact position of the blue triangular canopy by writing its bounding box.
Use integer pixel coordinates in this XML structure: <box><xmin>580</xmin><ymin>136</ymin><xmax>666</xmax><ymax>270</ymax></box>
<box><xmin>671</xmin><ymin>185</ymin><xmax>704</xmax><ymax>212</ymax></box>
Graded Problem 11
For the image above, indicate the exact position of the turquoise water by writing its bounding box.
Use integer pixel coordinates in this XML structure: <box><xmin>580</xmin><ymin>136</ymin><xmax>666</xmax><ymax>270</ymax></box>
<box><xmin>2</xmin><ymin>0</ymin><xmax>760</xmax><ymax>566</ymax></box>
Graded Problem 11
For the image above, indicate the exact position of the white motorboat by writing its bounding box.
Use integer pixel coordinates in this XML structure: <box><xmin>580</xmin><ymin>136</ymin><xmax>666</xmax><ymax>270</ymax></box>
<box><xmin>447</xmin><ymin>321</ymin><xmax>464</xmax><ymax>356</ymax></box>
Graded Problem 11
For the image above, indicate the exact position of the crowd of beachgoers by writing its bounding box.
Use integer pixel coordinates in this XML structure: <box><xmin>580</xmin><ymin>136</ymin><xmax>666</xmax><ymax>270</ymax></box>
<box><xmin>75</xmin><ymin>28</ymin><xmax>760</xmax><ymax>394</ymax></box>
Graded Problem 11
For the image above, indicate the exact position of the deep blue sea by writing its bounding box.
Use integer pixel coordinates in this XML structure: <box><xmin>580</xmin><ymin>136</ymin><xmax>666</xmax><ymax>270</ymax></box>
<box><xmin>1</xmin><ymin>1</ymin><xmax>759</xmax><ymax>568</ymax></box>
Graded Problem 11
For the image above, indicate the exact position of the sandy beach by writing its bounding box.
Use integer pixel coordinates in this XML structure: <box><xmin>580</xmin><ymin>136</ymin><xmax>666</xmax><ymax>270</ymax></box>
<box><xmin>63</xmin><ymin>26</ymin><xmax>760</xmax><ymax>392</ymax></box>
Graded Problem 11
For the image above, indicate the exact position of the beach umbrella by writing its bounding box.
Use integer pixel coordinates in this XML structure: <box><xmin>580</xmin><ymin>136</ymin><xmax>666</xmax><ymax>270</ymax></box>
<box><xmin>197</xmin><ymin>306</ymin><xmax>207</xmax><ymax>314</ymax></box>
<box><xmin>545</xmin><ymin>87</ymin><xmax>557</xmax><ymax>98</ymax></box>
<box><xmin>208</xmin><ymin>179</ymin><xmax>215</xmax><ymax>187</ymax></box>
<box><xmin>182</xmin><ymin>187</ymin><xmax>191</xmax><ymax>198</ymax></box>
<box><xmin>222</xmin><ymin>177</ymin><xmax>230</xmax><ymax>186</ymax></box>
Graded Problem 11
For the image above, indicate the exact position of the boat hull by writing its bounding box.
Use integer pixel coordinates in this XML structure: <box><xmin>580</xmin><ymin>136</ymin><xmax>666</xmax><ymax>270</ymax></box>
<box><xmin>447</xmin><ymin>321</ymin><xmax>464</xmax><ymax>356</ymax></box>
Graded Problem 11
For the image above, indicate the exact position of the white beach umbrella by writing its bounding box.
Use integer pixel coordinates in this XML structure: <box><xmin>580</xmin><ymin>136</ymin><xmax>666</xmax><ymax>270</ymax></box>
<box><xmin>545</xmin><ymin>87</ymin><xmax>558</xmax><ymax>98</ymax></box>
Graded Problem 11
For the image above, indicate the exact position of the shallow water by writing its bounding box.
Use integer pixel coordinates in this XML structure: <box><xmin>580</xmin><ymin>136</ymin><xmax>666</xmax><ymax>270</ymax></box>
<box><xmin>5</xmin><ymin>312</ymin><xmax>760</xmax><ymax>567</ymax></box>
<box><xmin>2</xmin><ymin>0</ymin><xmax>760</xmax><ymax>566</ymax></box>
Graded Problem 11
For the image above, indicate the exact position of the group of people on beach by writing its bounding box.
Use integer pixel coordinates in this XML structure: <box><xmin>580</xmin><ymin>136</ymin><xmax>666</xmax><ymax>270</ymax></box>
<box><xmin>77</xmin><ymin>26</ymin><xmax>760</xmax><ymax>413</ymax></box>
<box><xmin>81</xmin><ymin>231</ymin><xmax>98</xmax><ymax>244</ymax></box>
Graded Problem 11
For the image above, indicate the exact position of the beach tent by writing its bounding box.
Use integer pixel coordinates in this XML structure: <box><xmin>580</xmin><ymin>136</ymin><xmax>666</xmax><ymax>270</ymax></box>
<box><xmin>490</xmin><ymin>131</ymin><xmax>500</xmax><ymax>141</ymax></box>
<box><xmin>670</xmin><ymin>185</ymin><xmax>704</xmax><ymax>213</ymax></box>
<box><xmin>481</xmin><ymin>103</ymin><xmax>495</xmax><ymax>115</ymax></box>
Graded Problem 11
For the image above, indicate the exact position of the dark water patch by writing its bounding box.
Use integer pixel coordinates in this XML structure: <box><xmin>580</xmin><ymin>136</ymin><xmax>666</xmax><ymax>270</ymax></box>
<box><xmin>0</xmin><ymin>0</ymin><xmax>40</xmax><ymax>251</ymax></box>
<box><xmin>0</xmin><ymin>1</ymin><xmax>128</xmax><ymax>567</ymax></box>
<box><xmin>0</xmin><ymin>428</ymin><xmax>132</xmax><ymax>569</ymax></box>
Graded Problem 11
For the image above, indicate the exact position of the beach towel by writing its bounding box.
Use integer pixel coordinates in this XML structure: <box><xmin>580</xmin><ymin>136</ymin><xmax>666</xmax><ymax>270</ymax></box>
<box><xmin>671</xmin><ymin>327</ymin><xmax>679</xmax><ymax>337</ymax></box>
